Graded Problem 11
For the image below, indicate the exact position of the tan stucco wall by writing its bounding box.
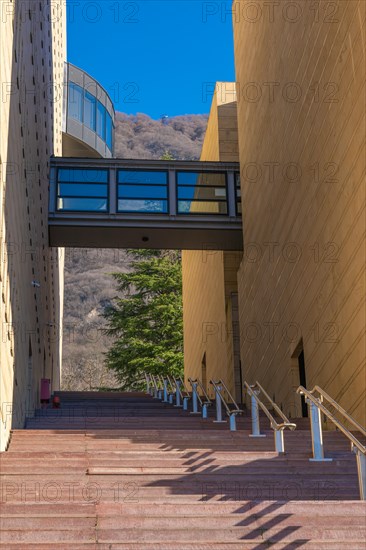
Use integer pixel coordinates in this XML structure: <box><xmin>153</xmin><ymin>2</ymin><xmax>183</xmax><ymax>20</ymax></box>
<box><xmin>182</xmin><ymin>84</ymin><xmax>242</xmax><ymax>400</ymax></box>
<box><xmin>0</xmin><ymin>1</ymin><xmax>65</xmax><ymax>450</ymax></box>
<box><xmin>234</xmin><ymin>0</ymin><xmax>365</xmax><ymax>422</ymax></box>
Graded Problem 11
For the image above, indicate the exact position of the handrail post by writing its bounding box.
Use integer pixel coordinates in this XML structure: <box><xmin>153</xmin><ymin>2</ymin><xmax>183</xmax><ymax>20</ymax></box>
<box><xmin>153</xmin><ymin>377</ymin><xmax>158</xmax><ymax>399</ymax></box>
<box><xmin>202</xmin><ymin>403</ymin><xmax>208</xmax><ymax>419</ymax></box>
<box><xmin>174</xmin><ymin>380</ymin><xmax>182</xmax><ymax>407</ymax></box>
<box><xmin>354</xmin><ymin>449</ymin><xmax>366</xmax><ymax>500</ymax></box>
<box><xmin>145</xmin><ymin>375</ymin><xmax>150</xmax><ymax>394</ymax></box>
<box><xmin>249</xmin><ymin>393</ymin><xmax>266</xmax><ymax>437</ymax></box>
<box><xmin>229</xmin><ymin>413</ymin><xmax>237</xmax><ymax>431</ymax></box>
<box><xmin>169</xmin><ymin>392</ymin><xmax>174</xmax><ymax>404</ymax></box>
<box><xmin>214</xmin><ymin>385</ymin><xmax>226</xmax><ymax>423</ymax></box>
<box><xmin>190</xmin><ymin>382</ymin><xmax>200</xmax><ymax>414</ymax></box>
<box><xmin>274</xmin><ymin>428</ymin><xmax>285</xmax><ymax>453</ymax></box>
<box><xmin>163</xmin><ymin>378</ymin><xmax>169</xmax><ymax>402</ymax></box>
<box><xmin>308</xmin><ymin>400</ymin><xmax>332</xmax><ymax>462</ymax></box>
<box><xmin>183</xmin><ymin>396</ymin><xmax>189</xmax><ymax>411</ymax></box>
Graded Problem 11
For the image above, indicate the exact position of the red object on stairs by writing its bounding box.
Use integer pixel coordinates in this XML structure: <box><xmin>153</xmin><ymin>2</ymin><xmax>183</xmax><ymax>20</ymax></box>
<box><xmin>52</xmin><ymin>395</ymin><xmax>61</xmax><ymax>409</ymax></box>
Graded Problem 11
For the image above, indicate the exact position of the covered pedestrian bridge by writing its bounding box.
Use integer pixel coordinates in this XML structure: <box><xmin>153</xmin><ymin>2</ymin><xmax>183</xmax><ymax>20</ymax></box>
<box><xmin>49</xmin><ymin>157</ymin><xmax>242</xmax><ymax>250</ymax></box>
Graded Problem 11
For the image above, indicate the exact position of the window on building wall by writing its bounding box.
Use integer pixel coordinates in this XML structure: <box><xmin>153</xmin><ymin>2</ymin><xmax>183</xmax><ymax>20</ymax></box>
<box><xmin>68</xmin><ymin>82</ymin><xmax>83</xmax><ymax>122</ymax></box>
<box><xmin>84</xmin><ymin>91</ymin><xmax>96</xmax><ymax>131</ymax></box>
<box><xmin>96</xmin><ymin>102</ymin><xmax>106</xmax><ymax>140</ymax></box>
<box><xmin>106</xmin><ymin>112</ymin><xmax>113</xmax><ymax>151</ymax></box>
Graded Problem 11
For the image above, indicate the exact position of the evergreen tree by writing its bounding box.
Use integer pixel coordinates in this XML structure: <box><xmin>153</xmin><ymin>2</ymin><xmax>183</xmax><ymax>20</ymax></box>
<box><xmin>103</xmin><ymin>249</ymin><xmax>183</xmax><ymax>389</ymax></box>
<box><xmin>160</xmin><ymin>150</ymin><xmax>174</xmax><ymax>160</ymax></box>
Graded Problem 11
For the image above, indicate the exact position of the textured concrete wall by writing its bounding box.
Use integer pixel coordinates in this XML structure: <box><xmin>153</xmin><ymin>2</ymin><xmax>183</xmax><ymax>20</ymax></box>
<box><xmin>233</xmin><ymin>0</ymin><xmax>365</xmax><ymax>421</ymax></box>
<box><xmin>0</xmin><ymin>1</ymin><xmax>65</xmax><ymax>450</ymax></box>
<box><xmin>182</xmin><ymin>84</ymin><xmax>242</xmax><ymax>401</ymax></box>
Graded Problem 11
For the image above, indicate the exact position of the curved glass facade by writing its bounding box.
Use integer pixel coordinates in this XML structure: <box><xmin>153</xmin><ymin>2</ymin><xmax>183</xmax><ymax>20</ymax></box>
<box><xmin>64</xmin><ymin>63</ymin><xmax>115</xmax><ymax>158</ymax></box>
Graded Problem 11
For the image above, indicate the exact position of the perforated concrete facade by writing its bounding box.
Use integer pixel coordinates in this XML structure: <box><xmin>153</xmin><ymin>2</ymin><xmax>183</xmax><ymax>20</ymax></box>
<box><xmin>0</xmin><ymin>1</ymin><xmax>66</xmax><ymax>450</ymax></box>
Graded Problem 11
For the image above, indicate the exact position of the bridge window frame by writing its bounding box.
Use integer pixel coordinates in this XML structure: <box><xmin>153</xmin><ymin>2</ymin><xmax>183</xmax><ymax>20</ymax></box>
<box><xmin>117</xmin><ymin>169</ymin><xmax>169</xmax><ymax>214</ymax></box>
<box><xmin>176</xmin><ymin>170</ymin><xmax>229</xmax><ymax>216</ymax></box>
<box><xmin>55</xmin><ymin>167</ymin><xmax>109</xmax><ymax>213</ymax></box>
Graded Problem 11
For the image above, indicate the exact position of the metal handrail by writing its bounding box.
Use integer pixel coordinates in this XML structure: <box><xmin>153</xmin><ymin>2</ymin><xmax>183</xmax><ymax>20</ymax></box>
<box><xmin>244</xmin><ymin>381</ymin><xmax>296</xmax><ymax>453</ymax></box>
<box><xmin>312</xmin><ymin>385</ymin><xmax>366</xmax><ymax>437</ymax></box>
<box><xmin>188</xmin><ymin>378</ymin><xmax>211</xmax><ymax>406</ymax></box>
<box><xmin>210</xmin><ymin>379</ymin><xmax>241</xmax><ymax>415</ymax></box>
<box><xmin>166</xmin><ymin>375</ymin><xmax>176</xmax><ymax>394</ymax></box>
<box><xmin>297</xmin><ymin>386</ymin><xmax>366</xmax><ymax>455</ymax></box>
<box><xmin>156</xmin><ymin>374</ymin><xmax>164</xmax><ymax>390</ymax></box>
<box><xmin>144</xmin><ymin>373</ymin><xmax>152</xmax><ymax>394</ymax></box>
<box><xmin>150</xmin><ymin>374</ymin><xmax>159</xmax><ymax>390</ymax></box>
<box><xmin>245</xmin><ymin>381</ymin><xmax>296</xmax><ymax>432</ymax></box>
<box><xmin>175</xmin><ymin>377</ymin><xmax>190</xmax><ymax>399</ymax></box>
<box><xmin>148</xmin><ymin>374</ymin><xmax>160</xmax><ymax>398</ymax></box>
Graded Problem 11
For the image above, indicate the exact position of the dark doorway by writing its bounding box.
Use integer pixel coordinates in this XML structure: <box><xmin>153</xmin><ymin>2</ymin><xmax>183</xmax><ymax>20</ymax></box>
<box><xmin>26</xmin><ymin>339</ymin><xmax>33</xmax><ymax>418</ymax></box>
<box><xmin>201</xmin><ymin>353</ymin><xmax>207</xmax><ymax>393</ymax></box>
<box><xmin>298</xmin><ymin>349</ymin><xmax>308</xmax><ymax>417</ymax></box>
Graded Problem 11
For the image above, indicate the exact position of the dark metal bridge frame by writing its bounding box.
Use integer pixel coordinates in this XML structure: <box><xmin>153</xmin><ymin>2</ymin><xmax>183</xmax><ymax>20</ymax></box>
<box><xmin>49</xmin><ymin>157</ymin><xmax>242</xmax><ymax>250</ymax></box>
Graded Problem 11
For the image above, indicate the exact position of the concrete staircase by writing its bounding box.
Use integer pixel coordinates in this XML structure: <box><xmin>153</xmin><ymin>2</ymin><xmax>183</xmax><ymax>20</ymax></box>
<box><xmin>0</xmin><ymin>391</ymin><xmax>365</xmax><ymax>548</ymax></box>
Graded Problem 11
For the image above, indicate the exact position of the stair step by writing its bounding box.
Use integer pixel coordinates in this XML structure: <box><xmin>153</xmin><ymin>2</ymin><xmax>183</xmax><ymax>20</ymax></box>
<box><xmin>2</xmin><ymin>543</ymin><xmax>365</xmax><ymax>550</ymax></box>
<box><xmin>0</xmin><ymin>530</ymin><xmax>96</xmax><ymax>543</ymax></box>
<box><xmin>2</xmin><ymin>391</ymin><xmax>363</xmax><ymax>547</ymax></box>
<box><xmin>0</xmin><ymin>517</ymin><xmax>96</xmax><ymax>529</ymax></box>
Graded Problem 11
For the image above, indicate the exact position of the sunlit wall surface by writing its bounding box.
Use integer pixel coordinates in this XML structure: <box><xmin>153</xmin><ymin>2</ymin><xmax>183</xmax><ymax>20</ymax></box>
<box><xmin>64</xmin><ymin>63</ymin><xmax>114</xmax><ymax>158</ymax></box>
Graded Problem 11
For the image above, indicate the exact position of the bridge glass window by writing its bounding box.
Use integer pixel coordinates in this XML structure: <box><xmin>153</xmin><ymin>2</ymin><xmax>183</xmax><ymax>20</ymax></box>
<box><xmin>97</xmin><ymin>102</ymin><xmax>106</xmax><ymax>140</ymax></box>
<box><xmin>117</xmin><ymin>170</ymin><xmax>168</xmax><ymax>213</ymax></box>
<box><xmin>84</xmin><ymin>91</ymin><xmax>96</xmax><ymax>131</ymax></box>
<box><xmin>68</xmin><ymin>83</ymin><xmax>83</xmax><ymax>123</ymax></box>
<box><xmin>176</xmin><ymin>171</ymin><xmax>227</xmax><ymax>215</ymax></box>
<box><xmin>56</xmin><ymin>168</ymin><xmax>108</xmax><ymax>212</ymax></box>
<box><xmin>235</xmin><ymin>172</ymin><xmax>242</xmax><ymax>215</ymax></box>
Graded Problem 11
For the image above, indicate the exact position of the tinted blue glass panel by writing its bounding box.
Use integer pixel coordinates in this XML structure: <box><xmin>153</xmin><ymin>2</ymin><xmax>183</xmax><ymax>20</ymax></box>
<box><xmin>118</xmin><ymin>171</ymin><xmax>167</xmax><ymax>185</ymax></box>
<box><xmin>68</xmin><ymin>83</ymin><xmax>83</xmax><ymax>122</ymax></box>
<box><xmin>84</xmin><ymin>91</ymin><xmax>96</xmax><ymax>131</ymax></box>
<box><xmin>118</xmin><ymin>199</ymin><xmax>167</xmax><ymax>213</ymax></box>
<box><xmin>118</xmin><ymin>185</ymin><xmax>167</xmax><ymax>199</ymax></box>
<box><xmin>177</xmin><ymin>172</ymin><xmax>226</xmax><ymax>186</ymax></box>
<box><xmin>97</xmin><ymin>102</ymin><xmax>106</xmax><ymax>140</ymax></box>
<box><xmin>178</xmin><ymin>200</ymin><xmax>227</xmax><ymax>214</ymax></box>
<box><xmin>58</xmin><ymin>184</ymin><xmax>107</xmax><ymax>198</ymax></box>
<box><xmin>58</xmin><ymin>169</ymin><xmax>108</xmax><ymax>183</ymax></box>
<box><xmin>106</xmin><ymin>112</ymin><xmax>113</xmax><ymax>150</ymax></box>
<box><xmin>177</xmin><ymin>186</ymin><xmax>226</xmax><ymax>200</ymax></box>
<box><xmin>57</xmin><ymin>198</ymin><xmax>107</xmax><ymax>212</ymax></box>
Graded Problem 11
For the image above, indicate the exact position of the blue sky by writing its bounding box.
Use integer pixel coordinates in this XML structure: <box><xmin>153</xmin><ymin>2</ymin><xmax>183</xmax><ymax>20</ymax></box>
<box><xmin>67</xmin><ymin>1</ymin><xmax>235</xmax><ymax>118</ymax></box>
